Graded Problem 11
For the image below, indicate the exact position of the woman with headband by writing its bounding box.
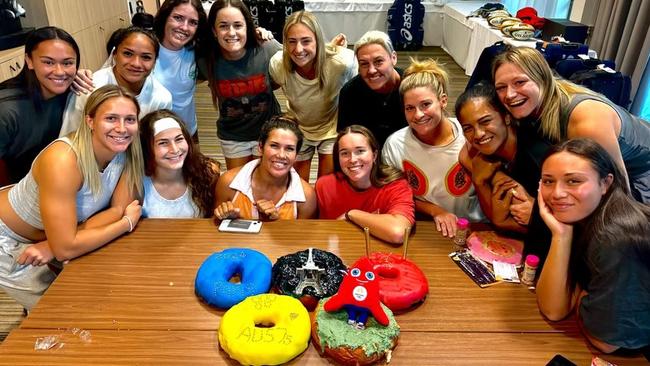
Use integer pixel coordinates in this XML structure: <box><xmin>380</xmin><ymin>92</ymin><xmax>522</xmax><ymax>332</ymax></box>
<box><xmin>140</xmin><ymin>110</ymin><xmax>220</xmax><ymax>218</ymax></box>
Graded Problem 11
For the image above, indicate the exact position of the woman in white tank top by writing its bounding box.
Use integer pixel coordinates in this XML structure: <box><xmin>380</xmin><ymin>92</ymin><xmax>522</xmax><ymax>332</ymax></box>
<box><xmin>0</xmin><ymin>85</ymin><xmax>144</xmax><ymax>309</ymax></box>
<box><xmin>139</xmin><ymin>109</ymin><xmax>220</xmax><ymax>218</ymax></box>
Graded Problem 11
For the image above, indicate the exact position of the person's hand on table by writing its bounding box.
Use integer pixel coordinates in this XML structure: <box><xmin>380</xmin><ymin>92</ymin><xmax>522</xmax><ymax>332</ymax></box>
<box><xmin>123</xmin><ymin>200</ymin><xmax>142</xmax><ymax>232</ymax></box>
<box><xmin>433</xmin><ymin>211</ymin><xmax>458</xmax><ymax>238</ymax></box>
<box><xmin>214</xmin><ymin>201</ymin><xmax>240</xmax><ymax>220</ymax></box>
<box><xmin>256</xmin><ymin>199</ymin><xmax>279</xmax><ymax>220</ymax></box>
<box><xmin>338</xmin><ymin>209</ymin><xmax>379</xmax><ymax>221</ymax></box>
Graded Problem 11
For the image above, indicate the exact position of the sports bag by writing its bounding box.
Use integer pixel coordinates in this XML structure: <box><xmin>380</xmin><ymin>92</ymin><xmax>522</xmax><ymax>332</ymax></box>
<box><xmin>243</xmin><ymin>0</ymin><xmax>274</xmax><ymax>30</ymax></box>
<box><xmin>536</xmin><ymin>41</ymin><xmax>589</xmax><ymax>67</ymax></box>
<box><xmin>387</xmin><ymin>0</ymin><xmax>425</xmax><ymax>51</ymax></box>
<box><xmin>570</xmin><ymin>69</ymin><xmax>632</xmax><ymax>109</ymax></box>
<box><xmin>268</xmin><ymin>0</ymin><xmax>305</xmax><ymax>40</ymax></box>
<box><xmin>554</xmin><ymin>58</ymin><xmax>616</xmax><ymax>79</ymax></box>
<box><xmin>467</xmin><ymin>3</ymin><xmax>505</xmax><ymax>19</ymax></box>
<box><xmin>466</xmin><ymin>41</ymin><xmax>508</xmax><ymax>90</ymax></box>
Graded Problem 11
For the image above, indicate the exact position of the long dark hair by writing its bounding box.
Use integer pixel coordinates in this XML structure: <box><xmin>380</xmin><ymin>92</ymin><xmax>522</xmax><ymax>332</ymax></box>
<box><xmin>455</xmin><ymin>83</ymin><xmax>508</xmax><ymax>118</ymax></box>
<box><xmin>202</xmin><ymin>0</ymin><xmax>258</xmax><ymax>107</ymax></box>
<box><xmin>333</xmin><ymin>125</ymin><xmax>403</xmax><ymax>188</ymax></box>
<box><xmin>205</xmin><ymin>0</ymin><xmax>257</xmax><ymax>55</ymax></box>
<box><xmin>153</xmin><ymin>0</ymin><xmax>209</xmax><ymax>49</ymax></box>
<box><xmin>0</xmin><ymin>26</ymin><xmax>80</xmax><ymax>110</ymax></box>
<box><xmin>111</xmin><ymin>26</ymin><xmax>161</xmax><ymax>59</ymax></box>
<box><xmin>140</xmin><ymin>109</ymin><xmax>220</xmax><ymax>217</ymax></box>
<box><xmin>258</xmin><ymin>115</ymin><xmax>304</xmax><ymax>153</ymax></box>
<box><xmin>542</xmin><ymin>138</ymin><xmax>650</xmax><ymax>286</ymax></box>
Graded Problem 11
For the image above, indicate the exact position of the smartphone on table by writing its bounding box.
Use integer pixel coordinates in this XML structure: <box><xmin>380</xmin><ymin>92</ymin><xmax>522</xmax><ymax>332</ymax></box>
<box><xmin>218</xmin><ymin>219</ymin><xmax>262</xmax><ymax>234</ymax></box>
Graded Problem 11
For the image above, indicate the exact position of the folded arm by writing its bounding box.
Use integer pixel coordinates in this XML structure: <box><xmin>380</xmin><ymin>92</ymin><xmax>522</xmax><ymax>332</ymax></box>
<box><xmin>489</xmin><ymin>172</ymin><xmax>529</xmax><ymax>234</ymax></box>
<box><xmin>35</xmin><ymin>145</ymin><xmax>139</xmax><ymax>261</ymax></box>
<box><xmin>345</xmin><ymin>209</ymin><xmax>412</xmax><ymax>244</ymax></box>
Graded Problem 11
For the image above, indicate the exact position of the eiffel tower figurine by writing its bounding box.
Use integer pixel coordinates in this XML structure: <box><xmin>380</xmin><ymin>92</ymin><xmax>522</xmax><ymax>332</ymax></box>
<box><xmin>294</xmin><ymin>248</ymin><xmax>325</xmax><ymax>296</ymax></box>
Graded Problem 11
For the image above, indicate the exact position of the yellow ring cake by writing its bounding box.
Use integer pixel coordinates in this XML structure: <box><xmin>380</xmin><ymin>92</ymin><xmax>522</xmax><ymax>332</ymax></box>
<box><xmin>218</xmin><ymin>293</ymin><xmax>311</xmax><ymax>365</ymax></box>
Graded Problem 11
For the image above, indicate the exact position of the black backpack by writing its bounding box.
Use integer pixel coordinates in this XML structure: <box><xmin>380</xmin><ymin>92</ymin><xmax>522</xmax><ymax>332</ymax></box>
<box><xmin>554</xmin><ymin>58</ymin><xmax>616</xmax><ymax>79</ymax></box>
<box><xmin>535</xmin><ymin>41</ymin><xmax>589</xmax><ymax>67</ymax></box>
<box><xmin>243</xmin><ymin>0</ymin><xmax>274</xmax><ymax>30</ymax></box>
<box><xmin>465</xmin><ymin>41</ymin><xmax>508</xmax><ymax>90</ymax></box>
<box><xmin>269</xmin><ymin>0</ymin><xmax>305</xmax><ymax>40</ymax></box>
<box><xmin>387</xmin><ymin>0</ymin><xmax>425</xmax><ymax>51</ymax></box>
<box><xmin>467</xmin><ymin>3</ymin><xmax>505</xmax><ymax>18</ymax></box>
<box><xmin>570</xmin><ymin>69</ymin><xmax>632</xmax><ymax>109</ymax></box>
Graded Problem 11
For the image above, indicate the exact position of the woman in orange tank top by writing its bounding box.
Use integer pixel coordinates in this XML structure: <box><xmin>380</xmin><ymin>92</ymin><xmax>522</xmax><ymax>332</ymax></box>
<box><xmin>214</xmin><ymin>115</ymin><xmax>317</xmax><ymax>221</ymax></box>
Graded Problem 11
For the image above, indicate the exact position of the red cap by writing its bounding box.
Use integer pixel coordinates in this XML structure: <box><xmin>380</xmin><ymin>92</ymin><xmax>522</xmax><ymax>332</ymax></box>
<box><xmin>516</xmin><ymin>7</ymin><xmax>546</xmax><ymax>29</ymax></box>
<box><xmin>525</xmin><ymin>254</ymin><xmax>539</xmax><ymax>267</ymax></box>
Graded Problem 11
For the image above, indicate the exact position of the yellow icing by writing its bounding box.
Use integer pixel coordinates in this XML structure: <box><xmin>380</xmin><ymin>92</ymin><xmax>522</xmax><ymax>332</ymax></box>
<box><xmin>218</xmin><ymin>294</ymin><xmax>311</xmax><ymax>365</ymax></box>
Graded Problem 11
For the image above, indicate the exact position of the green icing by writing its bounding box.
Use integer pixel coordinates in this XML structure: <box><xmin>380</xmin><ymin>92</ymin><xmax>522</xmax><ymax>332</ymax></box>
<box><xmin>315</xmin><ymin>298</ymin><xmax>400</xmax><ymax>357</ymax></box>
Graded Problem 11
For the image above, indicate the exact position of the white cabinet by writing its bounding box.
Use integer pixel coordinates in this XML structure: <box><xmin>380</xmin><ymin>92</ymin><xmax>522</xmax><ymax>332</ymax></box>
<box><xmin>0</xmin><ymin>46</ymin><xmax>24</xmax><ymax>83</ymax></box>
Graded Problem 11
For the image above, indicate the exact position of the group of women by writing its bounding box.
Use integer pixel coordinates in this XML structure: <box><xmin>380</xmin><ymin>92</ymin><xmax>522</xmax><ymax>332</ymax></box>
<box><xmin>454</xmin><ymin>47</ymin><xmax>650</xmax><ymax>353</ymax></box>
<box><xmin>0</xmin><ymin>0</ymin><xmax>648</xmax><ymax>356</ymax></box>
<box><xmin>0</xmin><ymin>0</ymin><xmax>403</xmax><ymax>310</ymax></box>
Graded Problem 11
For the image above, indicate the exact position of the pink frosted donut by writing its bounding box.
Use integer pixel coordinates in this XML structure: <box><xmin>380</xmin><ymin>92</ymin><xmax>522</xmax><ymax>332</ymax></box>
<box><xmin>467</xmin><ymin>231</ymin><xmax>523</xmax><ymax>265</ymax></box>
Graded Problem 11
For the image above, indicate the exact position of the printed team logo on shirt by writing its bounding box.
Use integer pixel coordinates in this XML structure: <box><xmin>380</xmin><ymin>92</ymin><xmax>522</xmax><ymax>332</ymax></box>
<box><xmin>446</xmin><ymin>162</ymin><xmax>472</xmax><ymax>197</ymax></box>
<box><xmin>402</xmin><ymin>160</ymin><xmax>428</xmax><ymax>196</ymax></box>
<box><xmin>217</xmin><ymin>74</ymin><xmax>268</xmax><ymax>98</ymax></box>
<box><xmin>222</xmin><ymin>94</ymin><xmax>271</xmax><ymax>119</ymax></box>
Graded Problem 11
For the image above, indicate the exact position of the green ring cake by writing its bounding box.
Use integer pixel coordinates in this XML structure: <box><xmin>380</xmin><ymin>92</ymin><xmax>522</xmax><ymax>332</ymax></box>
<box><xmin>311</xmin><ymin>298</ymin><xmax>400</xmax><ymax>365</ymax></box>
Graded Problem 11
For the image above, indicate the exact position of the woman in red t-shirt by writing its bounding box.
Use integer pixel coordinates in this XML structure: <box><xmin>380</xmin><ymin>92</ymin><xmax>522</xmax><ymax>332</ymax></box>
<box><xmin>315</xmin><ymin>125</ymin><xmax>414</xmax><ymax>243</ymax></box>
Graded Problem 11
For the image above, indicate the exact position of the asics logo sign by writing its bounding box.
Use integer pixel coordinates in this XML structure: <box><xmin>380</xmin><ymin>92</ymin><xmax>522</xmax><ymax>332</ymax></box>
<box><xmin>249</xmin><ymin>5</ymin><xmax>259</xmax><ymax>26</ymax></box>
<box><xmin>400</xmin><ymin>3</ymin><xmax>413</xmax><ymax>41</ymax></box>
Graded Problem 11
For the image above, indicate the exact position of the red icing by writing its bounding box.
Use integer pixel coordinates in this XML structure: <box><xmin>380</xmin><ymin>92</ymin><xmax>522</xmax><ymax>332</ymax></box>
<box><xmin>354</xmin><ymin>253</ymin><xmax>429</xmax><ymax>312</ymax></box>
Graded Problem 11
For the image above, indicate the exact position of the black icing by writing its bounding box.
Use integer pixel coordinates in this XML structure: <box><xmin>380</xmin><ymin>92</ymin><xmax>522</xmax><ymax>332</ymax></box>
<box><xmin>272</xmin><ymin>249</ymin><xmax>346</xmax><ymax>299</ymax></box>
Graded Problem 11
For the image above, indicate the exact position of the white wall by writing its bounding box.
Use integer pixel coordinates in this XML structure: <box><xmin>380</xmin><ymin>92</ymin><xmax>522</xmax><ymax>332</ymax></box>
<box><xmin>569</xmin><ymin>0</ymin><xmax>586</xmax><ymax>22</ymax></box>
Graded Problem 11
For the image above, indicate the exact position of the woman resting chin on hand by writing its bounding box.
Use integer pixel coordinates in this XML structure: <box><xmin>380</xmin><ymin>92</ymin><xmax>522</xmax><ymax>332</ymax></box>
<box><xmin>536</xmin><ymin>138</ymin><xmax>650</xmax><ymax>353</ymax></box>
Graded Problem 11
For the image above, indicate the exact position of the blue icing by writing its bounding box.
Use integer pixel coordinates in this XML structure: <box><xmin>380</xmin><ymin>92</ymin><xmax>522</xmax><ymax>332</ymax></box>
<box><xmin>195</xmin><ymin>248</ymin><xmax>272</xmax><ymax>308</ymax></box>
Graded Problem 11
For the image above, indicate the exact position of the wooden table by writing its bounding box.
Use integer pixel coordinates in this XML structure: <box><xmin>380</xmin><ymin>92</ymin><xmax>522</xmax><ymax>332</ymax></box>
<box><xmin>0</xmin><ymin>220</ymin><xmax>646</xmax><ymax>365</ymax></box>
